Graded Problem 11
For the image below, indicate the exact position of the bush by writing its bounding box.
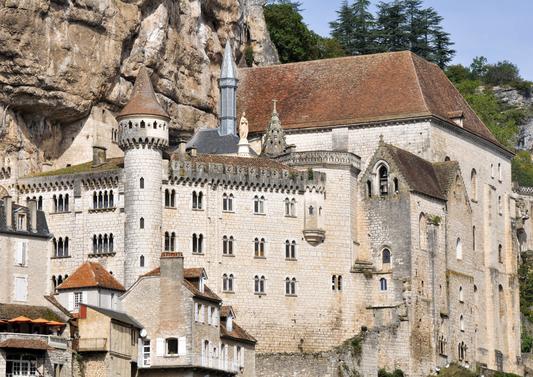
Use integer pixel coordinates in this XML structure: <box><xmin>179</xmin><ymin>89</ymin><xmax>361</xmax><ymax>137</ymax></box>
<box><xmin>522</xmin><ymin>331</ymin><xmax>533</xmax><ymax>352</ymax></box>
<box><xmin>484</xmin><ymin>60</ymin><xmax>521</xmax><ymax>86</ymax></box>
<box><xmin>378</xmin><ymin>369</ymin><xmax>404</xmax><ymax>377</ymax></box>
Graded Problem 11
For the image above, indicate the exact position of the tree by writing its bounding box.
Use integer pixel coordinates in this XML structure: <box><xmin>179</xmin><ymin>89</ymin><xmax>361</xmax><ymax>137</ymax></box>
<box><xmin>431</xmin><ymin>28</ymin><xmax>455</xmax><ymax>68</ymax></box>
<box><xmin>350</xmin><ymin>0</ymin><xmax>378</xmax><ymax>55</ymax></box>
<box><xmin>375</xmin><ymin>1</ymin><xmax>409</xmax><ymax>52</ymax></box>
<box><xmin>263</xmin><ymin>3</ymin><xmax>318</xmax><ymax>63</ymax></box>
<box><xmin>445</xmin><ymin>64</ymin><xmax>472</xmax><ymax>84</ymax></box>
<box><xmin>330</xmin><ymin>1</ymin><xmax>357</xmax><ymax>54</ymax></box>
<box><xmin>470</xmin><ymin>56</ymin><xmax>488</xmax><ymax>79</ymax></box>
<box><xmin>484</xmin><ymin>60</ymin><xmax>521</xmax><ymax>86</ymax></box>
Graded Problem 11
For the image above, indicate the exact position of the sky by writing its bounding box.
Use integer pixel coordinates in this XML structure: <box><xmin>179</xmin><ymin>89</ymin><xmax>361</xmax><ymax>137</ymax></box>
<box><xmin>299</xmin><ymin>0</ymin><xmax>533</xmax><ymax>80</ymax></box>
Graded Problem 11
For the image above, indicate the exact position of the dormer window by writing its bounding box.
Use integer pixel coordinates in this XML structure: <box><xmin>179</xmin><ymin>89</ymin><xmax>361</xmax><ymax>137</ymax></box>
<box><xmin>16</xmin><ymin>213</ymin><xmax>26</xmax><ymax>231</ymax></box>
<box><xmin>448</xmin><ymin>111</ymin><xmax>465</xmax><ymax>128</ymax></box>
<box><xmin>199</xmin><ymin>276</ymin><xmax>205</xmax><ymax>293</ymax></box>
<box><xmin>227</xmin><ymin>315</ymin><xmax>233</xmax><ymax>332</ymax></box>
<box><xmin>378</xmin><ymin>165</ymin><xmax>389</xmax><ymax>196</ymax></box>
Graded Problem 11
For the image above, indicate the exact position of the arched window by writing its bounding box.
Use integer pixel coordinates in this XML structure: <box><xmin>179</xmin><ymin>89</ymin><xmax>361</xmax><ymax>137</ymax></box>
<box><xmin>459</xmin><ymin>286</ymin><xmax>464</xmax><ymax>302</ymax></box>
<box><xmin>419</xmin><ymin>213</ymin><xmax>428</xmax><ymax>250</ymax></box>
<box><xmin>378</xmin><ymin>165</ymin><xmax>389</xmax><ymax>196</ymax></box>
<box><xmin>491</xmin><ymin>163</ymin><xmax>494</xmax><ymax>178</ymax></box>
<box><xmin>498</xmin><ymin>244</ymin><xmax>503</xmax><ymax>263</ymax></box>
<box><xmin>164</xmin><ymin>232</ymin><xmax>170</xmax><ymax>251</ymax></box>
<box><xmin>165</xmin><ymin>189</ymin><xmax>170</xmax><ymax>207</ymax></box>
<box><xmin>254</xmin><ymin>275</ymin><xmax>266</xmax><ymax>294</ymax></box>
<box><xmin>254</xmin><ymin>238</ymin><xmax>265</xmax><ymax>257</ymax></box>
<box><xmin>140</xmin><ymin>177</ymin><xmax>144</xmax><ymax>189</ymax></box>
<box><xmin>103</xmin><ymin>234</ymin><xmax>109</xmax><ymax>252</ymax></box>
<box><xmin>140</xmin><ymin>255</ymin><xmax>145</xmax><ymax>267</ymax></box>
<box><xmin>98</xmin><ymin>191</ymin><xmax>103</xmax><ymax>208</ymax></box>
<box><xmin>140</xmin><ymin>217</ymin><xmax>144</xmax><ymax>229</ymax></box>
<box><xmin>285</xmin><ymin>240</ymin><xmax>297</xmax><ymax>259</ymax></box>
<box><xmin>308</xmin><ymin>206</ymin><xmax>314</xmax><ymax>215</ymax></box>
<box><xmin>58</xmin><ymin>194</ymin><xmax>64</xmax><ymax>212</ymax></box>
<box><xmin>57</xmin><ymin>275</ymin><xmax>63</xmax><ymax>285</ymax></box>
<box><xmin>198</xmin><ymin>192</ymin><xmax>203</xmax><ymax>209</ymax></box>
<box><xmin>104</xmin><ymin>191</ymin><xmax>109</xmax><ymax>208</ymax></box>
<box><xmin>472</xmin><ymin>226</ymin><xmax>476</xmax><ymax>251</ymax></box>
<box><xmin>499</xmin><ymin>284</ymin><xmax>505</xmax><ymax>318</ymax></box>
<box><xmin>471</xmin><ymin>169</ymin><xmax>477</xmax><ymax>201</ymax></box>
<box><xmin>93</xmin><ymin>235</ymin><xmax>97</xmax><ymax>253</ymax></box>
<box><xmin>52</xmin><ymin>275</ymin><xmax>57</xmax><ymax>289</ymax></box>
<box><xmin>223</xmin><ymin>193</ymin><xmax>233</xmax><ymax>212</ymax></box>
<box><xmin>284</xmin><ymin>198</ymin><xmax>290</xmax><ymax>216</ymax></box>
<box><xmin>291</xmin><ymin>199</ymin><xmax>296</xmax><ymax>216</ymax></box>
<box><xmin>53</xmin><ymin>238</ymin><xmax>58</xmax><ymax>257</ymax></box>
<box><xmin>98</xmin><ymin>235</ymin><xmax>103</xmax><ymax>253</ymax></box>
<box><xmin>367</xmin><ymin>180</ymin><xmax>372</xmax><ymax>198</ymax></box>
<box><xmin>223</xmin><ymin>236</ymin><xmax>234</xmax><ymax>255</ymax></box>
<box><xmin>37</xmin><ymin>196</ymin><xmax>43</xmax><ymax>211</ymax></box>
<box><xmin>498</xmin><ymin>195</ymin><xmax>502</xmax><ymax>215</ymax></box>
<box><xmin>382</xmin><ymin>248</ymin><xmax>391</xmax><ymax>265</ymax></box>
<box><xmin>460</xmin><ymin>314</ymin><xmax>465</xmax><ymax>331</ymax></box>
<box><xmin>93</xmin><ymin>192</ymin><xmax>98</xmax><ymax>209</ymax></box>
<box><xmin>393</xmin><ymin>177</ymin><xmax>399</xmax><ymax>193</ymax></box>
<box><xmin>498</xmin><ymin>163</ymin><xmax>502</xmax><ymax>181</ymax></box>
<box><xmin>109</xmin><ymin>234</ymin><xmax>114</xmax><ymax>252</ymax></box>
<box><xmin>228</xmin><ymin>274</ymin><xmax>234</xmax><ymax>291</ymax></box>
<box><xmin>332</xmin><ymin>275</ymin><xmax>337</xmax><ymax>291</ymax></box>
<box><xmin>192</xmin><ymin>191</ymin><xmax>203</xmax><ymax>210</ymax></box>
<box><xmin>170</xmin><ymin>232</ymin><xmax>176</xmax><ymax>251</ymax></box>
<box><xmin>253</xmin><ymin>195</ymin><xmax>265</xmax><ymax>214</ymax></box>
<box><xmin>337</xmin><ymin>275</ymin><xmax>342</xmax><ymax>291</ymax></box>
<box><xmin>53</xmin><ymin>195</ymin><xmax>58</xmax><ymax>212</ymax></box>
<box><xmin>380</xmin><ymin>277</ymin><xmax>388</xmax><ymax>291</ymax></box>
<box><xmin>456</xmin><ymin>238</ymin><xmax>463</xmax><ymax>260</ymax></box>
<box><xmin>285</xmin><ymin>277</ymin><xmax>297</xmax><ymax>295</ymax></box>
<box><xmin>223</xmin><ymin>274</ymin><xmax>229</xmax><ymax>291</ymax></box>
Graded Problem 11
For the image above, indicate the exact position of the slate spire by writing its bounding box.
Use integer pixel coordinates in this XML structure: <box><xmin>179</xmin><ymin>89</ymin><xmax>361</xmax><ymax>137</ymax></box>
<box><xmin>261</xmin><ymin>100</ymin><xmax>288</xmax><ymax>157</ymax></box>
<box><xmin>219</xmin><ymin>41</ymin><xmax>238</xmax><ymax>136</ymax></box>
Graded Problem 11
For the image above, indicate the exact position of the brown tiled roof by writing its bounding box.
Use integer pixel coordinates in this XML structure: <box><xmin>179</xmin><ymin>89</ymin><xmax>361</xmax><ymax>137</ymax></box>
<box><xmin>142</xmin><ymin>267</ymin><xmax>205</xmax><ymax>279</ymax></box>
<box><xmin>383</xmin><ymin>144</ymin><xmax>445</xmax><ymax>200</ymax></box>
<box><xmin>220</xmin><ymin>305</ymin><xmax>235</xmax><ymax>319</ymax></box>
<box><xmin>0</xmin><ymin>303</ymin><xmax>63</xmax><ymax>322</ymax></box>
<box><xmin>433</xmin><ymin>161</ymin><xmax>461</xmax><ymax>195</ymax></box>
<box><xmin>184</xmin><ymin>281</ymin><xmax>221</xmax><ymax>303</ymax></box>
<box><xmin>221</xmin><ymin>322</ymin><xmax>256</xmax><ymax>344</ymax></box>
<box><xmin>237</xmin><ymin>51</ymin><xmax>501</xmax><ymax>148</ymax></box>
<box><xmin>118</xmin><ymin>67</ymin><xmax>170</xmax><ymax>119</ymax></box>
<box><xmin>0</xmin><ymin>338</ymin><xmax>50</xmax><ymax>350</ymax></box>
<box><xmin>173</xmin><ymin>153</ymin><xmax>297</xmax><ymax>172</ymax></box>
<box><xmin>56</xmin><ymin>262</ymin><xmax>125</xmax><ymax>292</ymax></box>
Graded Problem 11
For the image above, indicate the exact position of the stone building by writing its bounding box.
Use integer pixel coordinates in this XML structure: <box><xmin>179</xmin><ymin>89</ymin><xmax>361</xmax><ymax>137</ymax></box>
<box><xmin>0</xmin><ymin>47</ymin><xmax>524</xmax><ymax>376</ymax></box>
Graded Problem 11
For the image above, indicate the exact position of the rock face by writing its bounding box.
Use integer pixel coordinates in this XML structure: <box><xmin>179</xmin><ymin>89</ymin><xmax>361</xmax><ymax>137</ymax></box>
<box><xmin>0</xmin><ymin>0</ymin><xmax>278</xmax><ymax>174</ymax></box>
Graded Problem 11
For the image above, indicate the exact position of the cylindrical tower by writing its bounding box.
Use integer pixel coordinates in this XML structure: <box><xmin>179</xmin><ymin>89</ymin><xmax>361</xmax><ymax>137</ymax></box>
<box><xmin>116</xmin><ymin>67</ymin><xmax>170</xmax><ymax>288</ymax></box>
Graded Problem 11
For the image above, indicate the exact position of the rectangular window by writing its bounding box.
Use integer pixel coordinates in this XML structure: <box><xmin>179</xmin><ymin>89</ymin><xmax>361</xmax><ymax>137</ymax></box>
<box><xmin>142</xmin><ymin>340</ymin><xmax>151</xmax><ymax>366</ymax></box>
<box><xmin>16</xmin><ymin>214</ymin><xmax>26</xmax><ymax>230</ymax></box>
<box><xmin>207</xmin><ymin>305</ymin><xmax>212</xmax><ymax>325</ymax></box>
<box><xmin>74</xmin><ymin>292</ymin><xmax>83</xmax><ymax>309</ymax></box>
<box><xmin>14</xmin><ymin>276</ymin><xmax>27</xmax><ymax>302</ymax></box>
<box><xmin>15</xmin><ymin>241</ymin><xmax>27</xmax><ymax>266</ymax></box>
<box><xmin>166</xmin><ymin>338</ymin><xmax>178</xmax><ymax>355</ymax></box>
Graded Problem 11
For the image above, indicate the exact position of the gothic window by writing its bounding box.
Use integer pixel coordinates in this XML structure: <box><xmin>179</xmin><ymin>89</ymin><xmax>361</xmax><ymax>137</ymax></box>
<box><xmin>192</xmin><ymin>233</ymin><xmax>204</xmax><ymax>254</ymax></box>
<box><xmin>438</xmin><ymin>336</ymin><xmax>447</xmax><ymax>356</ymax></box>
<box><xmin>140</xmin><ymin>217</ymin><xmax>144</xmax><ymax>229</ymax></box>
<box><xmin>140</xmin><ymin>255</ymin><xmax>145</xmax><ymax>267</ymax></box>
<box><xmin>332</xmin><ymin>275</ymin><xmax>337</xmax><ymax>291</ymax></box>
<box><xmin>378</xmin><ymin>165</ymin><xmax>389</xmax><ymax>196</ymax></box>
<box><xmin>337</xmin><ymin>275</ymin><xmax>342</xmax><ymax>291</ymax></box>
<box><xmin>165</xmin><ymin>189</ymin><xmax>170</xmax><ymax>207</ymax></box>
<box><xmin>284</xmin><ymin>198</ymin><xmax>290</xmax><ymax>216</ymax></box>
<box><xmin>382</xmin><ymin>248</ymin><xmax>391</xmax><ymax>266</ymax></box>
<box><xmin>366</xmin><ymin>180</ymin><xmax>372</xmax><ymax>198</ymax></box>
<box><xmin>471</xmin><ymin>169</ymin><xmax>478</xmax><ymax>201</ymax></box>
<box><xmin>460</xmin><ymin>315</ymin><xmax>465</xmax><ymax>331</ymax></box>
<box><xmin>52</xmin><ymin>275</ymin><xmax>57</xmax><ymax>289</ymax></box>
<box><xmin>164</xmin><ymin>232</ymin><xmax>170</xmax><ymax>251</ymax></box>
<box><xmin>140</xmin><ymin>120</ymin><xmax>145</xmax><ymax>128</ymax></box>
<box><xmin>498</xmin><ymin>163</ymin><xmax>502</xmax><ymax>181</ymax></box>
<box><xmin>456</xmin><ymin>238</ymin><xmax>463</xmax><ymax>260</ymax></box>
<box><xmin>285</xmin><ymin>240</ymin><xmax>296</xmax><ymax>259</ymax></box>
<box><xmin>458</xmin><ymin>342</ymin><xmax>467</xmax><ymax>361</ymax></box>
<box><xmin>308</xmin><ymin>206</ymin><xmax>314</xmax><ymax>215</ymax></box>
<box><xmin>192</xmin><ymin>191</ymin><xmax>203</xmax><ymax>210</ymax></box>
<box><xmin>254</xmin><ymin>238</ymin><xmax>265</xmax><ymax>257</ymax></box>
<box><xmin>53</xmin><ymin>195</ymin><xmax>57</xmax><ymax>212</ymax></box>
<box><xmin>171</xmin><ymin>232</ymin><xmax>176</xmax><ymax>251</ymax></box>
<box><xmin>223</xmin><ymin>273</ymin><xmax>234</xmax><ymax>292</ymax></box>
<box><xmin>253</xmin><ymin>195</ymin><xmax>265</xmax><ymax>214</ymax></box>
<box><xmin>285</xmin><ymin>277</ymin><xmax>296</xmax><ymax>296</ymax></box>
<box><xmin>498</xmin><ymin>244</ymin><xmax>503</xmax><ymax>263</ymax></box>
<box><xmin>223</xmin><ymin>193</ymin><xmax>233</xmax><ymax>212</ymax></box>
<box><xmin>380</xmin><ymin>278</ymin><xmax>388</xmax><ymax>291</ymax></box>
<box><xmin>223</xmin><ymin>236</ymin><xmax>234</xmax><ymax>255</ymax></box>
<box><xmin>491</xmin><ymin>163</ymin><xmax>494</xmax><ymax>179</ymax></box>
<box><xmin>165</xmin><ymin>189</ymin><xmax>176</xmax><ymax>208</ymax></box>
<box><xmin>140</xmin><ymin>177</ymin><xmax>144</xmax><ymax>189</ymax></box>
<box><xmin>498</xmin><ymin>196</ymin><xmax>502</xmax><ymax>215</ymax></box>
<box><xmin>37</xmin><ymin>196</ymin><xmax>43</xmax><ymax>211</ymax></box>
<box><xmin>254</xmin><ymin>275</ymin><xmax>266</xmax><ymax>294</ymax></box>
<box><xmin>499</xmin><ymin>284</ymin><xmax>505</xmax><ymax>318</ymax></box>
<box><xmin>93</xmin><ymin>235</ymin><xmax>97</xmax><ymax>253</ymax></box>
<box><xmin>58</xmin><ymin>194</ymin><xmax>64</xmax><ymax>212</ymax></box>
<box><xmin>459</xmin><ymin>286</ymin><xmax>464</xmax><ymax>302</ymax></box>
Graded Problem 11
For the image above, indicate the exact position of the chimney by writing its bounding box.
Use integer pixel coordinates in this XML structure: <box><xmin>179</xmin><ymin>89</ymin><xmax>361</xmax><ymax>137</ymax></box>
<box><xmin>178</xmin><ymin>140</ymin><xmax>187</xmax><ymax>156</ymax></box>
<box><xmin>27</xmin><ymin>199</ymin><xmax>37</xmax><ymax>232</ymax></box>
<box><xmin>92</xmin><ymin>145</ymin><xmax>107</xmax><ymax>167</ymax></box>
<box><xmin>4</xmin><ymin>196</ymin><xmax>12</xmax><ymax>229</ymax></box>
<box><xmin>160</xmin><ymin>252</ymin><xmax>184</xmax><ymax>282</ymax></box>
<box><xmin>189</xmin><ymin>147</ymin><xmax>197</xmax><ymax>157</ymax></box>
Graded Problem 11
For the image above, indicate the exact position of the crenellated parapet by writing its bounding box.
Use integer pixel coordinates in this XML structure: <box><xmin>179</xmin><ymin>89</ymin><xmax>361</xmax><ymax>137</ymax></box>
<box><xmin>170</xmin><ymin>156</ymin><xmax>326</xmax><ymax>193</ymax></box>
<box><xmin>117</xmin><ymin>116</ymin><xmax>169</xmax><ymax>150</ymax></box>
<box><xmin>275</xmin><ymin>150</ymin><xmax>361</xmax><ymax>173</ymax></box>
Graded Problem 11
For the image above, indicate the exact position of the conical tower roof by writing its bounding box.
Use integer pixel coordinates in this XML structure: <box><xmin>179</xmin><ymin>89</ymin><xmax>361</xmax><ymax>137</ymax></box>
<box><xmin>118</xmin><ymin>67</ymin><xmax>170</xmax><ymax>120</ymax></box>
<box><xmin>220</xmin><ymin>41</ymin><xmax>237</xmax><ymax>80</ymax></box>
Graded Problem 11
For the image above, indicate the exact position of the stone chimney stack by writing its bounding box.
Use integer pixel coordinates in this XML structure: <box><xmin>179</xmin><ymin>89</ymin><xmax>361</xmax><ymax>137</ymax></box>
<box><xmin>27</xmin><ymin>199</ymin><xmax>37</xmax><ymax>232</ymax></box>
<box><xmin>160</xmin><ymin>252</ymin><xmax>184</xmax><ymax>282</ymax></box>
<box><xmin>4</xmin><ymin>196</ymin><xmax>12</xmax><ymax>229</ymax></box>
<box><xmin>92</xmin><ymin>145</ymin><xmax>107</xmax><ymax>167</ymax></box>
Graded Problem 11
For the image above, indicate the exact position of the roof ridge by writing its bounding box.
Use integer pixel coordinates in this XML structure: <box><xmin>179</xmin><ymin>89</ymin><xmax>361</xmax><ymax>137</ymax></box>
<box><xmin>239</xmin><ymin>50</ymin><xmax>413</xmax><ymax>71</ymax></box>
<box><xmin>408</xmin><ymin>53</ymin><xmax>431</xmax><ymax>114</ymax></box>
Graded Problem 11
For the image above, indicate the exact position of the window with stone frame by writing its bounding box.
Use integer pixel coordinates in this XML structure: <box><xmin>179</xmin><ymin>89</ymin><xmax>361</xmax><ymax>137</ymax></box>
<box><xmin>192</xmin><ymin>233</ymin><xmax>204</xmax><ymax>254</ymax></box>
<box><xmin>254</xmin><ymin>238</ymin><xmax>265</xmax><ymax>257</ymax></box>
<box><xmin>93</xmin><ymin>190</ymin><xmax>115</xmax><ymax>210</ymax></box>
<box><xmin>382</xmin><ymin>248</ymin><xmax>391</xmax><ymax>267</ymax></box>
<box><xmin>285</xmin><ymin>277</ymin><xmax>296</xmax><ymax>296</ymax></box>
<box><xmin>285</xmin><ymin>240</ymin><xmax>296</xmax><ymax>259</ymax></box>
<box><xmin>471</xmin><ymin>169</ymin><xmax>478</xmax><ymax>201</ymax></box>
<box><xmin>192</xmin><ymin>191</ymin><xmax>203</xmax><ymax>210</ymax></box>
<box><xmin>166</xmin><ymin>338</ymin><xmax>178</xmax><ymax>355</ymax></box>
<box><xmin>253</xmin><ymin>195</ymin><xmax>265</xmax><ymax>214</ymax></box>
<box><xmin>379</xmin><ymin>278</ymin><xmax>388</xmax><ymax>291</ymax></box>
<box><xmin>456</xmin><ymin>238</ymin><xmax>463</xmax><ymax>260</ymax></box>
<box><xmin>164</xmin><ymin>232</ymin><xmax>176</xmax><ymax>252</ymax></box>
<box><xmin>165</xmin><ymin>189</ymin><xmax>176</xmax><ymax>208</ymax></box>
<box><xmin>223</xmin><ymin>193</ymin><xmax>234</xmax><ymax>212</ymax></box>
<box><xmin>223</xmin><ymin>273</ymin><xmax>234</xmax><ymax>292</ymax></box>
<box><xmin>378</xmin><ymin>165</ymin><xmax>389</xmax><ymax>196</ymax></box>
<box><xmin>223</xmin><ymin>236</ymin><xmax>234</xmax><ymax>255</ymax></box>
<box><xmin>53</xmin><ymin>237</ymin><xmax>69</xmax><ymax>258</ymax></box>
<box><xmin>254</xmin><ymin>275</ymin><xmax>266</xmax><ymax>294</ymax></box>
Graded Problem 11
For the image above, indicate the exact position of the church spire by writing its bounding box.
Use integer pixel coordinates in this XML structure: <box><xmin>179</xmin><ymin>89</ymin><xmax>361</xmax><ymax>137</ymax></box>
<box><xmin>261</xmin><ymin>100</ymin><xmax>288</xmax><ymax>157</ymax></box>
<box><xmin>219</xmin><ymin>40</ymin><xmax>238</xmax><ymax>136</ymax></box>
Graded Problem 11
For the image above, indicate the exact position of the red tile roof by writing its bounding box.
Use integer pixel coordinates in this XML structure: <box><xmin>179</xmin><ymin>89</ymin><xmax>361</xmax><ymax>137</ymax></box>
<box><xmin>118</xmin><ymin>67</ymin><xmax>169</xmax><ymax>119</ymax></box>
<box><xmin>237</xmin><ymin>51</ymin><xmax>501</xmax><ymax>149</ymax></box>
<box><xmin>56</xmin><ymin>262</ymin><xmax>125</xmax><ymax>292</ymax></box>
<box><xmin>143</xmin><ymin>267</ymin><xmax>205</xmax><ymax>279</ymax></box>
<box><xmin>221</xmin><ymin>322</ymin><xmax>256</xmax><ymax>344</ymax></box>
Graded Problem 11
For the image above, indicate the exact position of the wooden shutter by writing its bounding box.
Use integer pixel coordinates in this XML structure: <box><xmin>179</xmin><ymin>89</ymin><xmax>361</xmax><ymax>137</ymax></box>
<box><xmin>14</xmin><ymin>277</ymin><xmax>27</xmax><ymax>301</ymax></box>
<box><xmin>156</xmin><ymin>338</ymin><xmax>165</xmax><ymax>357</ymax></box>
<box><xmin>21</xmin><ymin>242</ymin><xmax>27</xmax><ymax>266</ymax></box>
<box><xmin>15</xmin><ymin>242</ymin><xmax>23</xmax><ymax>265</ymax></box>
<box><xmin>178</xmin><ymin>337</ymin><xmax>186</xmax><ymax>356</ymax></box>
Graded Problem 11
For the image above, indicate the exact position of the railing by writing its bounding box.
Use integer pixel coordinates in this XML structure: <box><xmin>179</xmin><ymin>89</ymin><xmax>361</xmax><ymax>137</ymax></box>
<box><xmin>139</xmin><ymin>353</ymin><xmax>241</xmax><ymax>373</ymax></box>
<box><xmin>77</xmin><ymin>338</ymin><xmax>107</xmax><ymax>352</ymax></box>
<box><xmin>0</xmin><ymin>333</ymin><xmax>68</xmax><ymax>350</ymax></box>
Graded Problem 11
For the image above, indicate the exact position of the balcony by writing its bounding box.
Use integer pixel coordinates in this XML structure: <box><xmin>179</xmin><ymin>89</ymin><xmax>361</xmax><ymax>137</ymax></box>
<box><xmin>303</xmin><ymin>229</ymin><xmax>326</xmax><ymax>245</ymax></box>
<box><xmin>77</xmin><ymin>337</ymin><xmax>107</xmax><ymax>352</ymax></box>
<box><xmin>139</xmin><ymin>353</ymin><xmax>241</xmax><ymax>374</ymax></box>
<box><xmin>0</xmin><ymin>333</ymin><xmax>68</xmax><ymax>350</ymax></box>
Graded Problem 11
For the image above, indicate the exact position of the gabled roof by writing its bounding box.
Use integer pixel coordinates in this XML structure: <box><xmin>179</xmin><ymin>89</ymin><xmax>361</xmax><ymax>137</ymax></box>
<box><xmin>0</xmin><ymin>303</ymin><xmax>63</xmax><ymax>322</ymax></box>
<box><xmin>221</xmin><ymin>322</ymin><xmax>256</xmax><ymax>344</ymax></box>
<box><xmin>237</xmin><ymin>51</ymin><xmax>501</xmax><ymax>150</ymax></box>
<box><xmin>0</xmin><ymin>202</ymin><xmax>50</xmax><ymax>237</ymax></box>
<box><xmin>117</xmin><ymin>67</ymin><xmax>170</xmax><ymax>120</ymax></box>
<box><xmin>56</xmin><ymin>262</ymin><xmax>125</xmax><ymax>292</ymax></box>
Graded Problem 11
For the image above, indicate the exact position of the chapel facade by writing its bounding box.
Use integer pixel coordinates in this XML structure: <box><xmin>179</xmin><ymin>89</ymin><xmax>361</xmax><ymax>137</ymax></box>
<box><xmin>0</xmin><ymin>44</ymin><xmax>524</xmax><ymax>376</ymax></box>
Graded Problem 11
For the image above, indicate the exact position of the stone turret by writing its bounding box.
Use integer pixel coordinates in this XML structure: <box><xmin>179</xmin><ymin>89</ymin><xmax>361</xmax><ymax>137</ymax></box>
<box><xmin>219</xmin><ymin>41</ymin><xmax>238</xmax><ymax>136</ymax></box>
<box><xmin>116</xmin><ymin>67</ymin><xmax>170</xmax><ymax>288</ymax></box>
<box><xmin>261</xmin><ymin>100</ymin><xmax>288</xmax><ymax>157</ymax></box>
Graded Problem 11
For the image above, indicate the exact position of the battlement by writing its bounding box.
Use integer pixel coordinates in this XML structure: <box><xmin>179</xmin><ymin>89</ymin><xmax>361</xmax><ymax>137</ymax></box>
<box><xmin>170</xmin><ymin>154</ymin><xmax>326</xmax><ymax>193</ymax></box>
<box><xmin>118</xmin><ymin>115</ymin><xmax>169</xmax><ymax>150</ymax></box>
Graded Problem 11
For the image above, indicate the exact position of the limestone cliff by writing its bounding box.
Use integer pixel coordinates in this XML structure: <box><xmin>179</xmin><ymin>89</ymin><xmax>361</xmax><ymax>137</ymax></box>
<box><xmin>0</xmin><ymin>0</ymin><xmax>278</xmax><ymax>175</ymax></box>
